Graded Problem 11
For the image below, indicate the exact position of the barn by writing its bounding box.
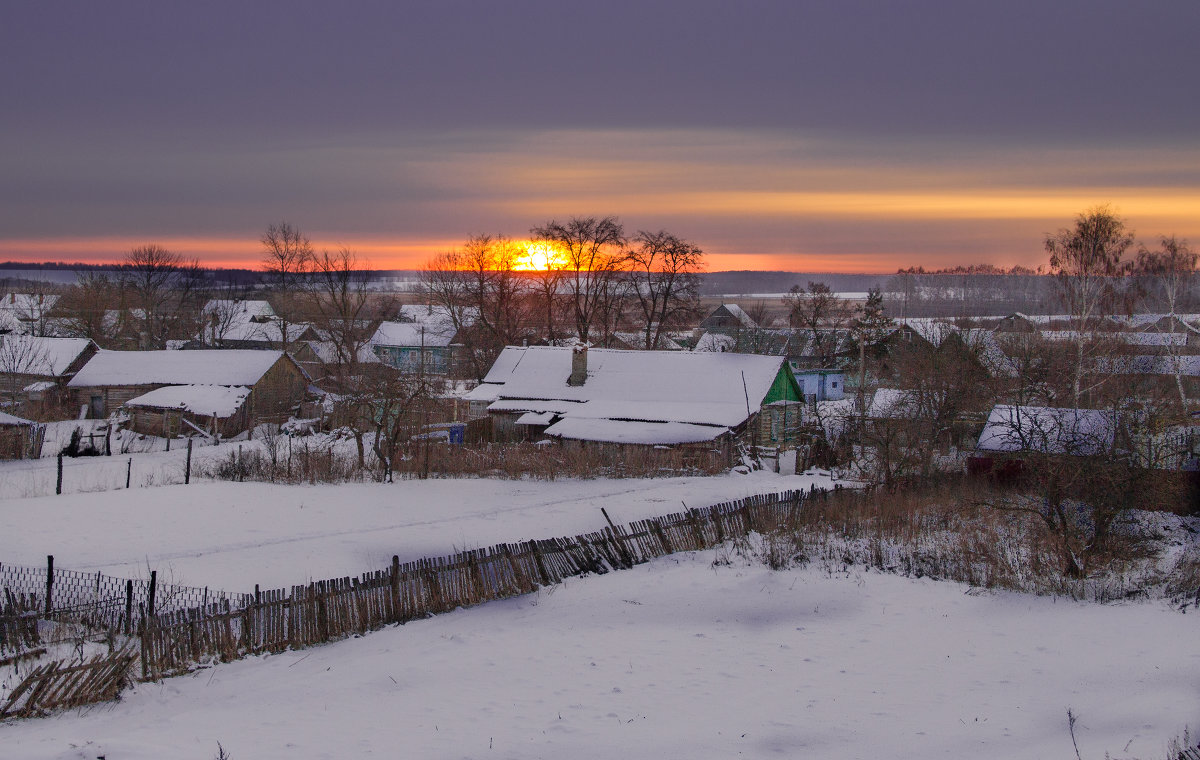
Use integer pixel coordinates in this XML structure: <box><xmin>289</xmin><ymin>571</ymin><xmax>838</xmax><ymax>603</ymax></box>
<box><xmin>67</xmin><ymin>350</ymin><xmax>310</xmax><ymax>437</ymax></box>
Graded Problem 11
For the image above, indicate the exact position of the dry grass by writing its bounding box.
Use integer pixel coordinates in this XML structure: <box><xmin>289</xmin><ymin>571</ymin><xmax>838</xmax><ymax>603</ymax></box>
<box><xmin>738</xmin><ymin>482</ymin><xmax>1195</xmax><ymax>603</ymax></box>
<box><xmin>202</xmin><ymin>441</ymin><xmax>726</xmax><ymax>484</ymax></box>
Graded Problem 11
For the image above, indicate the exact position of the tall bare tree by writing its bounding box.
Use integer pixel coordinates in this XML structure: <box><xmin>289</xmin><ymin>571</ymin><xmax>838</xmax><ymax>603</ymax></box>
<box><xmin>118</xmin><ymin>244</ymin><xmax>206</xmax><ymax>349</ymax></box>
<box><xmin>1045</xmin><ymin>206</ymin><xmax>1135</xmax><ymax>407</ymax></box>
<box><xmin>261</xmin><ymin>222</ymin><xmax>314</xmax><ymax>349</ymax></box>
<box><xmin>627</xmin><ymin>230</ymin><xmax>704</xmax><ymax>349</ymax></box>
<box><xmin>1134</xmin><ymin>236</ymin><xmax>1198</xmax><ymax>407</ymax></box>
<box><xmin>530</xmin><ymin>216</ymin><xmax>627</xmax><ymax>343</ymax></box>
<box><xmin>306</xmin><ymin>247</ymin><xmax>391</xmax><ymax>467</ymax></box>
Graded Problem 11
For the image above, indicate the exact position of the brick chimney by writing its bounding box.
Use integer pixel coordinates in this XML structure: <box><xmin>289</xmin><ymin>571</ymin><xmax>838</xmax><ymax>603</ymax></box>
<box><xmin>568</xmin><ymin>344</ymin><xmax>588</xmax><ymax>386</ymax></box>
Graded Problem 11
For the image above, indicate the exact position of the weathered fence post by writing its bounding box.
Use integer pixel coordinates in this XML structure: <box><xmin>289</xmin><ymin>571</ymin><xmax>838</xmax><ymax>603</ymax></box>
<box><xmin>126</xmin><ymin>457</ymin><xmax>132</xmax><ymax>489</ymax></box>
<box><xmin>44</xmin><ymin>555</ymin><xmax>54</xmax><ymax>615</ymax></box>
<box><xmin>529</xmin><ymin>540</ymin><xmax>551</xmax><ymax>586</ymax></box>
<box><xmin>146</xmin><ymin>570</ymin><xmax>157</xmax><ymax>618</ymax></box>
<box><xmin>125</xmin><ymin>579</ymin><xmax>133</xmax><ymax>636</ymax></box>
<box><xmin>55</xmin><ymin>454</ymin><xmax>63</xmax><ymax>495</ymax></box>
<box><xmin>390</xmin><ymin>555</ymin><xmax>400</xmax><ymax>622</ymax></box>
<box><xmin>185</xmin><ymin>438</ymin><xmax>193</xmax><ymax>485</ymax></box>
<box><xmin>105</xmin><ymin>428</ymin><xmax>111</xmax><ymax>456</ymax></box>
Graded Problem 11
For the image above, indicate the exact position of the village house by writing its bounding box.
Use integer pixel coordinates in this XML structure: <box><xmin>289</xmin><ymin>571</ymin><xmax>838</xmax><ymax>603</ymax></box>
<box><xmin>370</xmin><ymin>305</ymin><xmax>464</xmax><ymax>376</ymax></box>
<box><xmin>66</xmin><ymin>349</ymin><xmax>310</xmax><ymax>437</ymax></box>
<box><xmin>0</xmin><ymin>335</ymin><xmax>99</xmax><ymax>416</ymax></box>
<box><xmin>465</xmin><ymin>345</ymin><xmax>803</xmax><ymax>459</ymax></box>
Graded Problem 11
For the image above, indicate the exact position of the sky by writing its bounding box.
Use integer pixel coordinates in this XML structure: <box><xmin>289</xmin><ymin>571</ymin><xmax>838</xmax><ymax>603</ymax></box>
<box><xmin>1</xmin><ymin>1</ymin><xmax>1197</xmax><ymax>272</ymax></box>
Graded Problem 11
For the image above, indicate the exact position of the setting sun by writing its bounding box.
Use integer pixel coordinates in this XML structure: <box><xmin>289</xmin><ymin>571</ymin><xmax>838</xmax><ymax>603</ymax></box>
<box><xmin>515</xmin><ymin>241</ymin><xmax>563</xmax><ymax>271</ymax></box>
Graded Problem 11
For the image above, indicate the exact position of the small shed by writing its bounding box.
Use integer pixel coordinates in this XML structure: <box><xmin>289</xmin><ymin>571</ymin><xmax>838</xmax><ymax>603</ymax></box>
<box><xmin>124</xmin><ymin>385</ymin><xmax>253</xmax><ymax>438</ymax></box>
<box><xmin>0</xmin><ymin>411</ymin><xmax>44</xmax><ymax>459</ymax></box>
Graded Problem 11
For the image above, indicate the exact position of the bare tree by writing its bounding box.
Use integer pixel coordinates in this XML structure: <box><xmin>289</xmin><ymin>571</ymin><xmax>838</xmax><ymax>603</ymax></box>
<box><xmin>784</xmin><ymin>282</ymin><xmax>854</xmax><ymax>366</ymax></box>
<box><xmin>1134</xmin><ymin>236</ymin><xmax>1198</xmax><ymax>409</ymax></box>
<box><xmin>1135</xmin><ymin>235</ymin><xmax>1197</xmax><ymax>314</ymax></box>
<box><xmin>55</xmin><ymin>271</ymin><xmax>119</xmax><ymax>344</ymax></box>
<box><xmin>530</xmin><ymin>216</ymin><xmax>627</xmax><ymax>343</ymax></box>
<box><xmin>422</xmin><ymin>236</ymin><xmax>532</xmax><ymax>378</ymax></box>
<box><xmin>626</xmin><ymin>230</ymin><xmax>704</xmax><ymax>349</ymax></box>
<box><xmin>261</xmin><ymin>222</ymin><xmax>314</xmax><ymax>349</ymax></box>
<box><xmin>979</xmin><ymin>396</ymin><xmax>1186</xmax><ymax>578</ymax></box>
<box><xmin>307</xmin><ymin>247</ymin><xmax>397</xmax><ymax>468</ymax></box>
<box><xmin>1045</xmin><ymin>206</ymin><xmax>1135</xmax><ymax>407</ymax></box>
<box><xmin>0</xmin><ymin>334</ymin><xmax>51</xmax><ymax>410</ymax></box>
<box><xmin>117</xmin><ymin>245</ymin><xmax>206</xmax><ymax>349</ymax></box>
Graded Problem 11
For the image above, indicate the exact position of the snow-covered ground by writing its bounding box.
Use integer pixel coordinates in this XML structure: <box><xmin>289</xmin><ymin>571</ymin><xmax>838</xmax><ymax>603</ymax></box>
<box><xmin>3</xmin><ymin>551</ymin><xmax>1197</xmax><ymax>760</ymax></box>
<box><xmin>1</xmin><ymin>449</ymin><xmax>1196</xmax><ymax>759</ymax></box>
<box><xmin>0</xmin><ymin>469</ymin><xmax>831</xmax><ymax>591</ymax></box>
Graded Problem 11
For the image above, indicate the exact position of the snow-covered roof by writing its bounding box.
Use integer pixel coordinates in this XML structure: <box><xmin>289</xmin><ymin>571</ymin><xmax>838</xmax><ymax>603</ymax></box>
<box><xmin>0</xmin><ymin>410</ymin><xmax>35</xmax><ymax>426</ymax></box>
<box><xmin>543</xmin><ymin>417</ymin><xmax>729</xmax><ymax>445</ymax></box>
<box><xmin>0</xmin><ymin>336</ymin><xmax>95</xmax><ymax>377</ymax></box>
<box><xmin>372</xmin><ymin>320</ymin><xmax>457</xmax><ymax>348</ymax></box>
<box><xmin>1122</xmin><ymin>333</ymin><xmax>1188</xmax><ymax>347</ymax></box>
<box><xmin>694</xmin><ymin>332</ymin><xmax>737</xmax><ymax>353</ymax></box>
<box><xmin>515</xmin><ymin>411</ymin><xmax>556</xmax><ymax>426</ymax></box>
<box><xmin>302</xmin><ymin>341</ymin><xmax>380</xmax><ymax>365</ymax></box>
<box><xmin>219</xmin><ymin>319</ymin><xmax>315</xmax><ymax>344</ymax></box>
<box><xmin>960</xmin><ymin>329</ymin><xmax>1018</xmax><ymax>378</ymax></box>
<box><xmin>125</xmin><ymin>385</ymin><xmax>251</xmax><ymax>417</ymax></box>
<box><xmin>1100</xmin><ymin>355</ymin><xmax>1200</xmax><ymax>377</ymax></box>
<box><xmin>700</xmin><ymin>303</ymin><xmax>758</xmax><ymax>330</ymax></box>
<box><xmin>896</xmin><ymin>319</ymin><xmax>961</xmax><ymax>347</ymax></box>
<box><xmin>976</xmin><ymin>405</ymin><xmax>1117</xmax><ymax>456</ymax></box>
<box><xmin>462</xmin><ymin>383</ymin><xmax>504</xmax><ymax>403</ymax></box>
<box><xmin>203</xmin><ymin>299</ymin><xmax>275</xmax><ymax>320</ymax></box>
<box><xmin>397</xmin><ymin>304</ymin><xmax>475</xmax><ymax>324</ymax></box>
<box><xmin>481</xmin><ymin>346</ymin><xmax>789</xmax><ymax>435</ymax></box>
<box><xmin>1113</xmin><ymin>313</ymin><xmax>1200</xmax><ymax>330</ymax></box>
<box><xmin>69</xmin><ymin>350</ymin><xmax>286</xmax><ymax>387</ymax></box>
<box><xmin>481</xmin><ymin>346</ymin><xmax>529</xmax><ymax>384</ymax></box>
<box><xmin>609</xmin><ymin>332</ymin><xmax>684</xmax><ymax>351</ymax></box>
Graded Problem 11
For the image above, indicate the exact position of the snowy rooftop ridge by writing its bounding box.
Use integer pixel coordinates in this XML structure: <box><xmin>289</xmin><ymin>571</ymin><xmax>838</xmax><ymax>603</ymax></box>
<box><xmin>480</xmin><ymin>345</ymin><xmax>788</xmax><ymax>431</ymax></box>
<box><xmin>69</xmin><ymin>350</ymin><xmax>287</xmax><ymax>387</ymax></box>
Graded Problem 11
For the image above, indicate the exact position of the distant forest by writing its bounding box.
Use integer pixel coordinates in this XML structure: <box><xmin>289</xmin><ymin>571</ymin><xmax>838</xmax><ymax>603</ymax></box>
<box><xmin>2</xmin><ymin>261</ymin><xmax>1194</xmax><ymax>318</ymax></box>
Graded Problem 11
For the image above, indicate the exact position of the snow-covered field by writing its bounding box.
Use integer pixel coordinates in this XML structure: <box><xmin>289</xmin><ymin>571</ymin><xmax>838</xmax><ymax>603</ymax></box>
<box><xmin>3</xmin><ymin>553</ymin><xmax>1198</xmax><ymax>760</ymax></box>
<box><xmin>1</xmin><ymin>449</ymin><xmax>1197</xmax><ymax>759</ymax></box>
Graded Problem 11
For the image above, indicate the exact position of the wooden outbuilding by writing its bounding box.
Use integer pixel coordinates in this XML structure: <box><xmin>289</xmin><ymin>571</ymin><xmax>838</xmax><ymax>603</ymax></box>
<box><xmin>67</xmin><ymin>349</ymin><xmax>310</xmax><ymax>436</ymax></box>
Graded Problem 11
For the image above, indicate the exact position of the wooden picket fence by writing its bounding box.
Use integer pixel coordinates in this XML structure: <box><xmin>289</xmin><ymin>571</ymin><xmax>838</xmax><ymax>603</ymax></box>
<box><xmin>139</xmin><ymin>488</ymin><xmax>813</xmax><ymax>680</ymax></box>
<box><xmin>0</xmin><ymin>645</ymin><xmax>137</xmax><ymax>719</ymax></box>
<box><xmin>2</xmin><ymin>487</ymin><xmax>822</xmax><ymax>718</ymax></box>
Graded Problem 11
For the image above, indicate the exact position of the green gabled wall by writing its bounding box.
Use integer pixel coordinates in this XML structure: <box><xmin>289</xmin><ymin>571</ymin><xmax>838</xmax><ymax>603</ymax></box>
<box><xmin>762</xmin><ymin>364</ymin><xmax>803</xmax><ymax>405</ymax></box>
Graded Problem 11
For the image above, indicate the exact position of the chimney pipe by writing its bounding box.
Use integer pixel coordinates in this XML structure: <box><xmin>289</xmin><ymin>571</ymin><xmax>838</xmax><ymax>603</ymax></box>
<box><xmin>568</xmin><ymin>344</ymin><xmax>588</xmax><ymax>386</ymax></box>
